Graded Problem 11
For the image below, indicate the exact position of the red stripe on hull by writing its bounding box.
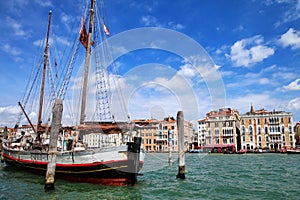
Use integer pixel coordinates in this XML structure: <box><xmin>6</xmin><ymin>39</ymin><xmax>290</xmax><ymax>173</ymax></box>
<box><xmin>2</xmin><ymin>152</ymin><xmax>144</xmax><ymax>186</ymax></box>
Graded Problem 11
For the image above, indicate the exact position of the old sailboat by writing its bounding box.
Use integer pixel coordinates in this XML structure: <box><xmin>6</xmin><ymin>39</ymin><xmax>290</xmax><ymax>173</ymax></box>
<box><xmin>1</xmin><ymin>0</ymin><xmax>144</xmax><ymax>186</ymax></box>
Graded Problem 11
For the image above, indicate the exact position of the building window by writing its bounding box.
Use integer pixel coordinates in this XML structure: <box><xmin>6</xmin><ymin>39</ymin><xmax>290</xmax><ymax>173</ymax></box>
<box><xmin>249</xmin><ymin>126</ymin><xmax>253</xmax><ymax>134</ymax></box>
<box><xmin>242</xmin><ymin>119</ymin><xmax>244</xmax><ymax>125</ymax></box>
<box><xmin>250</xmin><ymin>136</ymin><xmax>253</xmax><ymax>142</ymax></box>
<box><xmin>265</xmin><ymin>127</ymin><xmax>268</xmax><ymax>134</ymax></box>
<box><xmin>288</xmin><ymin>117</ymin><xmax>291</xmax><ymax>123</ymax></box>
<box><xmin>215</xmin><ymin>122</ymin><xmax>219</xmax><ymax>127</ymax></box>
<box><xmin>249</xmin><ymin>119</ymin><xmax>252</xmax><ymax>124</ymax></box>
<box><xmin>223</xmin><ymin>122</ymin><xmax>226</xmax><ymax>127</ymax></box>
<box><xmin>257</xmin><ymin>119</ymin><xmax>260</xmax><ymax>124</ymax></box>
<box><xmin>258</xmin><ymin>127</ymin><xmax>261</xmax><ymax>134</ymax></box>
<box><xmin>242</xmin><ymin>126</ymin><xmax>245</xmax><ymax>134</ymax></box>
<box><xmin>243</xmin><ymin>136</ymin><xmax>245</xmax><ymax>142</ymax></box>
<box><xmin>281</xmin><ymin>118</ymin><xmax>284</xmax><ymax>123</ymax></box>
<box><xmin>289</xmin><ymin>126</ymin><xmax>292</xmax><ymax>133</ymax></box>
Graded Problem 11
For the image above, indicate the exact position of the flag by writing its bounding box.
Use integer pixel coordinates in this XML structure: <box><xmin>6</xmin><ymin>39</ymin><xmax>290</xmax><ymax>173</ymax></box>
<box><xmin>103</xmin><ymin>24</ymin><xmax>110</xmax><ymax>36</ymax></box>
<box><xmin>79</xmin><ymin>18</ymin><xmax>88</xmax><ymax>48</ymax></box>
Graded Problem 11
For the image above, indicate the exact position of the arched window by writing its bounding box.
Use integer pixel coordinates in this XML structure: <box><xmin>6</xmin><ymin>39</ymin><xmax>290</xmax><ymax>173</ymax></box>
<box><xmin>250</xmin><ymin>126</ymin><xmax>253</xmax><ymax>134</ymax></box>
<box><xmin>258</xmin><ymin>127</ymin><xmax>261</xmax><ymax>134</ymax></box>
<box><xmin>242</xmin><ymin>126</ymin><xmax>245</xmax><ymax>134</ymax></box>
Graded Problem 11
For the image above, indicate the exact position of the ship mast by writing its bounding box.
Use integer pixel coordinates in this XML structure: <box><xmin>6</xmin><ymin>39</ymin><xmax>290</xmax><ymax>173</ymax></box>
<box><xmin>80</xmin><ymin>0</ymin><xmax>96</xmax><ymax>124</ymax></box>
<box><xmin>37</xmin><ymin>10</ymin><xmax>52</xmax><ymax>142</ymax></box>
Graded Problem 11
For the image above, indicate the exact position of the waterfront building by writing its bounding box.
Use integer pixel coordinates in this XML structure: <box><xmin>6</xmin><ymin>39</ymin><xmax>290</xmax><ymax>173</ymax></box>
<box><xmin>241</xmin><ymin>105</ymin><xmax>295</xmax><ymax>150</ymax></box>
<box><xmin>199</xmin><ymin>108</ymin><xmax>241</xmax><ymax>151</ymax></box>
<box><xmin>135</xmin><ymin>116</ymin><xmax>193</xmax><ymax>152</ymax></box>
<box><xmin>197</xmin><ymin>119</ymin><xmax>207</xmax><ymax>147</ymax></box>
<box><xmin>156</xmin><ymin>116</ymin><xmax>177</xmax><ymax>152</ymax></box>
<box><xmin>133</xmin><ymin>119</ymin><xmax>159</xmax><ymax>152</ymax></box>
<box><xmin>82</xmin><ymin>132</ymin><xmax>122</xmax><ymax>148</ymax></box>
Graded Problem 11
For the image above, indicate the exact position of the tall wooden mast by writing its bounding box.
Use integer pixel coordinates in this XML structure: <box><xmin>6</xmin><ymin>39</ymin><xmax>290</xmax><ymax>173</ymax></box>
<box><xmin>80</xmin><ymin>0</ymin><xmax>95</xmax><ymax>124</ymax></box>
<box><xmin>37</xmin><ymin>10</ymin><xmax>52</xmax><ymax>141</ymax></box>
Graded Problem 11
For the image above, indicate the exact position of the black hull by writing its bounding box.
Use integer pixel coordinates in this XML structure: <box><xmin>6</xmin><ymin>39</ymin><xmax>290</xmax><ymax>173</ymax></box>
<box><xmin>286</xmin><ymin>151</ymin><xmax>300</xmax><ymax>154</ymax></box>
<box><xmin>2</xmin><ymin>153</ymin><xmax>143</xmax><ymax>186</ymax></box>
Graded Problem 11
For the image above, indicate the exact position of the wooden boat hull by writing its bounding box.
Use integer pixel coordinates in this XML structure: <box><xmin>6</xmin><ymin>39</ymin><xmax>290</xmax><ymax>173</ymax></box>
<box><xmin>2</xmin><ymin>151</ymin><xmax>144</xmax><ymax>186</ymax></box>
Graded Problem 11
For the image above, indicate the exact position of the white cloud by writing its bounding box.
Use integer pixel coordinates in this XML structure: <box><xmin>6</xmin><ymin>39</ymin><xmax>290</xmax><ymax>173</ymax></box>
<box><xmin>259</xmin><ymin>78</ymin><xmax>270</xmax><ymax>84</ymax></box>
<box><xmin>227</xmin><ymin>93</ymin><xmax>280</xmax><ymax>115</ymax></box>
<box><xmin>278</xmin><ymin>28</ymin><xmax>300</xmax><ymax>49</ymax></box>
<box><xmin>6</xmin><ymin>16</ymin><xmax>28</xmax><ymax>37</ymax></box>
<box><xmin>177</xmin><ymin>64</ymin><xmax>197</xmax><ymax>78</ymax></box>
<box><xmin>274</xmin><ymin>0</ymin><xmax>300</xmax><ymax>26</ymax></box>
<box><xmin>2</xmin><ymin>44</ymin><xmax>21</xmax><ymax>56</ymax></box>
<box><xmin>229</xmin><ymin>35</ymin><xmax>275</xmax><ymax>67</ymax></box>
<box><xmin>282</xmin><ymin>79</ymin><xmax>300</xmax><ymax>91</ymax></box>
<box><xmin>0</xmin><ymin>105</ymin><xmax>20</xmax><ymax>127</ymax></box>
<box><xmin>141</xmin><ymin>15</ymin><xmax>159</xmax><ymax>26</ymax></box>
<box><xmin>34</xmin><ymin>0</ymin><xmax>53</xmax><ymax>7</ymax></box>
<box><xmin>167</xmin><ymin>21</ymin><xmax>184</xmax><ymax>30</ymax></box>
<box><xmin>287</xmin><ymin>97</ymin><xmax>300</xmax><ymax>110</ymax></box>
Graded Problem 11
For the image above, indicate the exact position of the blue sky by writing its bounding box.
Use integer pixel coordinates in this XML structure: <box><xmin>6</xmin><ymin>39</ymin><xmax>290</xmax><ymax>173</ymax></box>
<box><xmin>0</xmin><ymin>0</ymin><xmax>300</xmax><ymax>127</ymax></box>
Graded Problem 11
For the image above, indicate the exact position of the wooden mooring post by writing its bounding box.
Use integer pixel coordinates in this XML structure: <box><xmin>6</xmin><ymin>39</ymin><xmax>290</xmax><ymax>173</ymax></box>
<box><xmin>44</xmin><ymin>99</ymin><xmax>63</xmax><ymax>190</ymax></box>
<box><xmin>176</xmin><ymin>111</ymin><xmax>185</xmax><ymax>179</ymax></box>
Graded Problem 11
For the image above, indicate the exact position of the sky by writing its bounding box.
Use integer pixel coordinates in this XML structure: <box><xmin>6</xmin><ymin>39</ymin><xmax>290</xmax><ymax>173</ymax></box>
<box><xmin>0</xmin><ymin>0</ymin><xmax>300</xmax><ymax>128</ymax></box>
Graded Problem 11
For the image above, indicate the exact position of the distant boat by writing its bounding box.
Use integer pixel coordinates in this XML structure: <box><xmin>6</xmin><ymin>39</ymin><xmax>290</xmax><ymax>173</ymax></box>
<box><xmin>2</xmin><ymin>0</ymin><xmax>145</xmax><ymax>186</ymax></box>
<box><xmin>286</xmin><ymin>149</ymin><xmax>300</xmax><ymax>154</ymax></box>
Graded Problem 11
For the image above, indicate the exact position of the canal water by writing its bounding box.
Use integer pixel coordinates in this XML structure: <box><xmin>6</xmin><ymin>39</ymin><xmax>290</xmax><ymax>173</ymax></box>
<box><xmin>0</xmin><ymin>153</ymin><xmax>299</xmax><ymax>199</ymax></box>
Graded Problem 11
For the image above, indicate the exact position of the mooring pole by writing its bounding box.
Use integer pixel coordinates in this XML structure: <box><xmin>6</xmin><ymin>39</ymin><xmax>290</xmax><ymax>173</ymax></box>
<box><xmin>45</xmin><ymin>99</ymin><xmax>63</xmax><ymax>190</ymax></box>
<box><xmin>176</xmin><ymin>111</ymin><xmax>185</xmax><ymax>179</ymax></box>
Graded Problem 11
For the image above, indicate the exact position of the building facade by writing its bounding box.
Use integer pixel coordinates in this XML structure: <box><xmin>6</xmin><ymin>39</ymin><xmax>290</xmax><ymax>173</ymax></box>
<box><xmin>199</xmin><ymin>106</ymin><xmax>296</xmax><ymax>151</ymax></box>
<box><xmin>241</xmin><ymin>106</ymin><xmax>295</xmax><ymax>151</ymax></box>
<box><xmin>199</xmin><ymin>108</ymin><xmax>241</xmax><ymax>150</ymax></box>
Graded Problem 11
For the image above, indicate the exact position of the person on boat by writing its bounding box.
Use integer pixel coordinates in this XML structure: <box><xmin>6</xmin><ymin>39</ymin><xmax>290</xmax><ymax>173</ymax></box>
<box><xmin>20</xmin><ymin>131</ymin><xmax>27</xmax><ymax>150</ymax></box>
<box><xmin>67</xmin><ymin>136</ymin><xmax>74</xmax><ymax>151</ymax></box>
